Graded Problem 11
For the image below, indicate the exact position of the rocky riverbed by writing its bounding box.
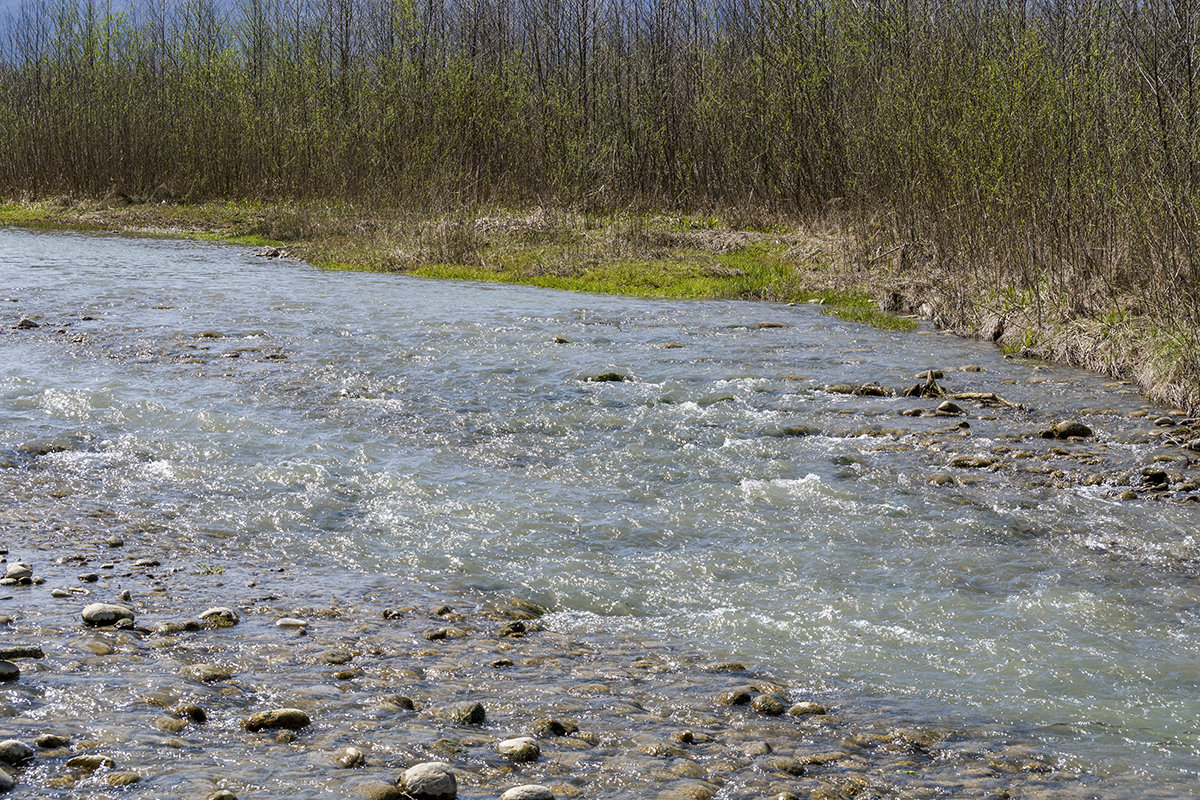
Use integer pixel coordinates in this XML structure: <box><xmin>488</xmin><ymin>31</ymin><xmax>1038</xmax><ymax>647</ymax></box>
<box><xmin>0</xmin><ymin>535</ymin><xmax>1150</xmax><ymax>800</ymax></box>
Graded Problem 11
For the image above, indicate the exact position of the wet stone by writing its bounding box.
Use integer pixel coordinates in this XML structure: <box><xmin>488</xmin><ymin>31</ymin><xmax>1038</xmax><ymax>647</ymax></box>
<box><xmin>533</xmin><ymin>718</ymin><xmax>578</xmax><ymax>737</ymax></box>
<box><xmin>242</xmin><ymin>708</ymin><xmax>311</xmax><ymax>732</ymax></box>
<box><xmin>497</xmin><ymin>737</ymin><xmax>541</xmax><ymax>762</ymax></box>
<box><xmin>106</xmin><ymin>772</ymin><xmax>141</xmax><ymax>787</ymax></box>
<box><xmin>431</xmin><ymin>701</ymin><xmax>485</xmax><ymax>725</ymax></box>
<box><xmin>500</xmin><ymin>786</ymin><xmax>555</xmax><ymax>800</ymax></box>
<box><xmin>0</xmin><ymin>740</ymin><xmax>33</xmax><ymax>766</ymax></box>
<box><xmin>198</xmin><ymin>606</ymin><xmax>240</xmax><ymax>627</ymax></box>
<box><xmin>318</xmin><ymin>649</ymin><xmax>354</xmax><ymax>665</ymax></box>
<box><xmin>399</xmin><ymin>762</ymin><xmax>457</xmax><ymax>800</ymax></box>
<box><xmin>35</xmin><ymin>734</ymin><xmax>69</xmax><ymax>749</ymax></box>
<box><xmin>715</xmin><ymin>688</ymin><xmax>752</xmax><ymax>706</ymax></box>
<box><xmin>751</xmin><ymin>694</ymin><xmax>787</xmax><ymax>716</ymax></box>
<box><xmin>81</xmin><ymin>603</ymin><xmax>134</xmax><ymax>626</ymax></box>
<box><xmin>207</xmin><ymin>792</ymin><xmax>238</xmax><ymax>800</ymax></box>
<box><xmin>787</xmin><ymin>701</ymin><xmax>828</xmax><ymax>716</ymax></box>
<box><xmin>336</xmin><ymin>746</ymin><xmax>366</xmax><ymax>768</ymax></box>
<box><xmin>174</xmin><ymin>703</ymin><xmax>208</xmax><ymax>723</ymax></box>
<box><xmin>0</xmin><ymin>662</ymin><xmax>17</xmax><ymax>682</ymax></box>
<box><xmin>182</xmin><ymin>663</ymin><xmax>233</xmax><ymax>683</ymax></box>
<box><xmin>66</xmin><ymin>754</ymin><xmax>116</xmax><ymax>772</ymax></box>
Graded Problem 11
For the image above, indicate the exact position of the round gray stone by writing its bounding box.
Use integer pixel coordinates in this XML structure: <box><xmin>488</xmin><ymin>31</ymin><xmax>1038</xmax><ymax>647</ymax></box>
<box><xmin>0</xmin><ymin>661</ymin><xmax>18</xmax><ymax>682</ymax></box>
<box><xmin>496</xmin><ymin>736</ymin><xmax>540</xmax><ymax>763</ymax></box>
<box><xmin>499</xmin><ymin>786</ymin><xmax>555</xmax><ymax>800</ymax></box>
<box><xmin>399</xmin><ymin>762</ymin><xmax>457</xmax><ymax>800</ymax></box>
<box><xmin>81</xmin><ymin>603</ymin><xmax>134</xmax><ymax>627</ymax></box>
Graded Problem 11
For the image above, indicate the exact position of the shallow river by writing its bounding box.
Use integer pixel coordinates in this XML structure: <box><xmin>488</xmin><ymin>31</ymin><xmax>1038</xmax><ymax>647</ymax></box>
<box><xmin>1</xmin><ymin>228</ymin><xmax>1198</xmax><ymax>797</ymax></box>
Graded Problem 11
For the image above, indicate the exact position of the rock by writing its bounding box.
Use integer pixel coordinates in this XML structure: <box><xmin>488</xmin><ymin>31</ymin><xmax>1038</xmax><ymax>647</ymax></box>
<box><xmin>174</xmin><ymin>703</ymin><xmax>208</xmax><ymax>723</ymax></box>
<box><xmin>78</xmin><ymin>572</ymin><xmax>99</xmax><ymax>583</ymax></box>
<box><xmin>497</xmin><ymin>736</ymin><xmax>540</xmax><ymax>762</ymax></box>
<box><xmin>358</xmin><ymin>781</ymin><xmax>403</xmax><ymax>800</ymax></box>
<box><xmin>936</xmin><ymin>401</ymin><xmax>963</xmax><ymax>415</ymax></box>
<box><xmin>750</xmin><ymin>694</ymin><xmax>786</xmax><ymax>715</ymax></box>
<box><xmin>105</xmin><ymin>536</ymin><xmax>124</xmax><ymax>547</ymax></box>
<box><xmin>1141</xmin><ymin>467</ymin><xmax>1170</xmax><ymax>488</ymax></box>
<box><xmin>431</xmin><ymin>701</ymin><xmax>485</xmax><ymax>725</ymax></box>
<box><xmin>153</xmin><ymin>714</ymin><xmax>188</xmax><ymax>733</ymax></box>
<box><xmin>15</xmin><ymin>318</ymin><xmax>38</xmax><ymax>329</ymax></box>
<box><xmin>0</xmin><ymin>662</ymin><xmax>17</xmax><ymax>682</ymax></box>
<box><xmin>854</xmin><ymin>383</ymin><xmax>890</xmax><ymax>397</ymax></box>
<box><xmin>0</xmin><ymin>739</ymin><xmax>33</xmax><ymax>766</ymax></box>
<box><xmin>181</xmin><ymin>663</ymin><xmax>232</xmax><ymax>683</ymax></box>
<box><xmin>950</xmin><ymin>455</ymin><xmax>996</xmax><ymax>469</ymax></box>
<box><xmin>0</xmin><ymin>645</ymin><xmax>43</xmax><ymax>660</ymax></box>
<box><xmin>499</xmin><ymin>786</ymin><xmax>555</xmax><ymax>800</ymax></box>
<box><xmin>532</xmin><ymin>718</ymin><xmax>577</xmax><ymax>737</ymax></box>
<box><xmin>318</xmin><ymin>649</ymin><xmax>353</xmax><ymax>665</ymax></box>
<box><xmin>50</xmin><ymin>589</ymin><xmax>71</xmax><ymax>598</ymax></box>
<box><xmin>765</xmin><ymin>756</ymin><xmax>807</xmax><ymax>776</ymax></box>
<box><xmin>787</xmin><ymin>701</ymin><xmax>828</xmax><ymax>716</ymax></box>
<box><xmin>242</xmin><ymin>708</ymin><xmax>311</xmax><ymax>732</ymax></box>
<box><xmin>715</xmin><ymin>688</ymin><xmax>752</xmax><ymax>706</ymax></box>
<box><xmin>1154</xmin><ymin>416</ymin><xmax>1175</xmax><ymax>426</ymax></box>
<box><xmin>81</xmin><ymin>603</ymin><xmax>134</xmax><ymax>627</ymax></box>
<box><xmin>207</xmin><ymin>792</ymin><xmax>238</xmax><ymax>800</ymax></box>
<box><xmin>587</xmin><ymin>371</ymin><xmax>628</xmax><ymax>383</ymax></box>
<box><xmin>761</xmin><ymin>423</ymin><xmax>816</xmax><ymax>437</ymax></box>
<box><xmin>275</xmin><ymin>617</ymin><xmax>307</xmax><ymax>628</ymax></box>
<box><xmin>106</xmin><ymin>772</ymin><xmax>141</xmax><ymax>786</ymax></box>
<box><xmin>4</xmin><ymin>562</ymin><xmax>32</xmax><ymax>581</ymax></box>
<box><xmin>926</xmin><ymin>472</ymin><xmax>956</xmax><ymax>486</ymax></box>
<box><xmin>382</xmin><ymin>694</ymin><xmax>415</xmax><ymax>710</ymax></box>
<box><xmin>743</xmin><ymin>740</ymin><xmax>773</xmax><ymax>756</ymax></box>
<box><xmin>0</xmin><ymin>773</ymin><xmax>12</xmax><ymax>793</ymax></box>
<box><xmin>66</xmin><ymin>754</ymin><xmax>116</xmax><ymax>772</ymax></box>
<box><xmin>35</xmin><ymin>734</ymin><xmax>70</xmax><ymax>749</ymax></box>
<box><xmin>335</xmin><ymin>746</ymin><xmax>366</xmax><ymax>768</ymax></box>
<box><xmin>399</xmin><ymin>762</ymin><xmax>457</xmax><ymax>800</ymax></box>
<box><xmin>131</xmin><ymin>557</ymin><xmax>160</xmax><ymax>568</ymax></box>
<box><xmin>198</xmin><ymin>607</ymin><xmax>240</xmax><ymax>627</ymax></box>
<box><xmin>825</xmin><ymin>383</ymin><xmax>856</xmax><ymax>395</ymax></box>
<box><xmin>1043</xmin><ymin>420</ymin><xmax>1093</xmax><ymax>439</ymax></box>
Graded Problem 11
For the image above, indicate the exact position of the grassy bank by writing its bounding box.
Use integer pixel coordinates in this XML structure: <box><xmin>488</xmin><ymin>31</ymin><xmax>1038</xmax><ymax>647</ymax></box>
<box><xmin>6</xmin><ymin>196</ymin><xmax>1195</xmax><ymax>414</ymax></box>
<box><xmin>0</xmin><ymin>198</ymin><xmax>913</xmax><ymax>330</ymax></box>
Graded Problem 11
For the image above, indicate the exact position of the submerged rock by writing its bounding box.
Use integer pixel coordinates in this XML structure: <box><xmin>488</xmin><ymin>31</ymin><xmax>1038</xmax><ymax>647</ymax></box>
<box><xmin>0</xmin><ymin>661</ymin><xmax>18</xmax><ymax>682</ymax></box>
<box><xmin>66</xmin><ymin>754</ymin><xmax>115</xmax><ymax>772</ymax></box>
<box><xmin>242</xmin><ymin>708</ymin><xmax>311</xmax><ymax>732</ymax></box>
<box><xmin>430</xmin><ymin>701</ymin><xmax>485</xmax><ymax>725</ymax></box>
<box><xmin>34</xmin><ymin>734</ymin><xmax>69</xmax><ymax>749</ymax></box>
<box><xmin>587</xmin><ymin>371</ymin><xmax>629</xmax><ymax>383</ymax></box>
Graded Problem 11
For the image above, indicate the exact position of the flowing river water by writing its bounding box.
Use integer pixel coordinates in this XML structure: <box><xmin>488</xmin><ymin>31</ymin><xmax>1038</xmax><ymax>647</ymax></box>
<box><xmin>1</xmin><ymin>227</ymin><xmax>1198</xmax><ymax>799</ymax></box>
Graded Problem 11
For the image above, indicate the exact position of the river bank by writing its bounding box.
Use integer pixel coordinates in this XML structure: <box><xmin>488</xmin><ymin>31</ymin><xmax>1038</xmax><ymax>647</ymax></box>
<box><xmin>2</xmin><ymin>197</ymin><xmax>1192</xmax><ymax>416</ymax></box>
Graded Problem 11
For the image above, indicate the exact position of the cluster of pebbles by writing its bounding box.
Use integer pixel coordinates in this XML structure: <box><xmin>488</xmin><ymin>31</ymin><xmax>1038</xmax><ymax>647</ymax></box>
<box><xmin>819</xmin><ymin>366</ymin><xmax>1200</xmax><ymax>502</ymax></box>
<box><xmin>0</xmin><ymin>538</ymin><xmax>1143</xmax><ymax>800</ymax></box>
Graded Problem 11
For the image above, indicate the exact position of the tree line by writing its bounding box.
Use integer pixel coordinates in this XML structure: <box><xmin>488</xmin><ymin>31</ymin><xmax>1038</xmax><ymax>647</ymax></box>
<box><xmin>1</xmin><ymin>0</ymin><xmax>1199</xmax><ymax>335</ymax></box>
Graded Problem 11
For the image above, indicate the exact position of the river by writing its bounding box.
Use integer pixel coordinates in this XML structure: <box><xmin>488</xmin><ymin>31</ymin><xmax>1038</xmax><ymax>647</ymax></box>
<box><xmin>1</xmin><ymin>227</ymin><xmax>1197</xmax><ymax>798</ymax></box>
